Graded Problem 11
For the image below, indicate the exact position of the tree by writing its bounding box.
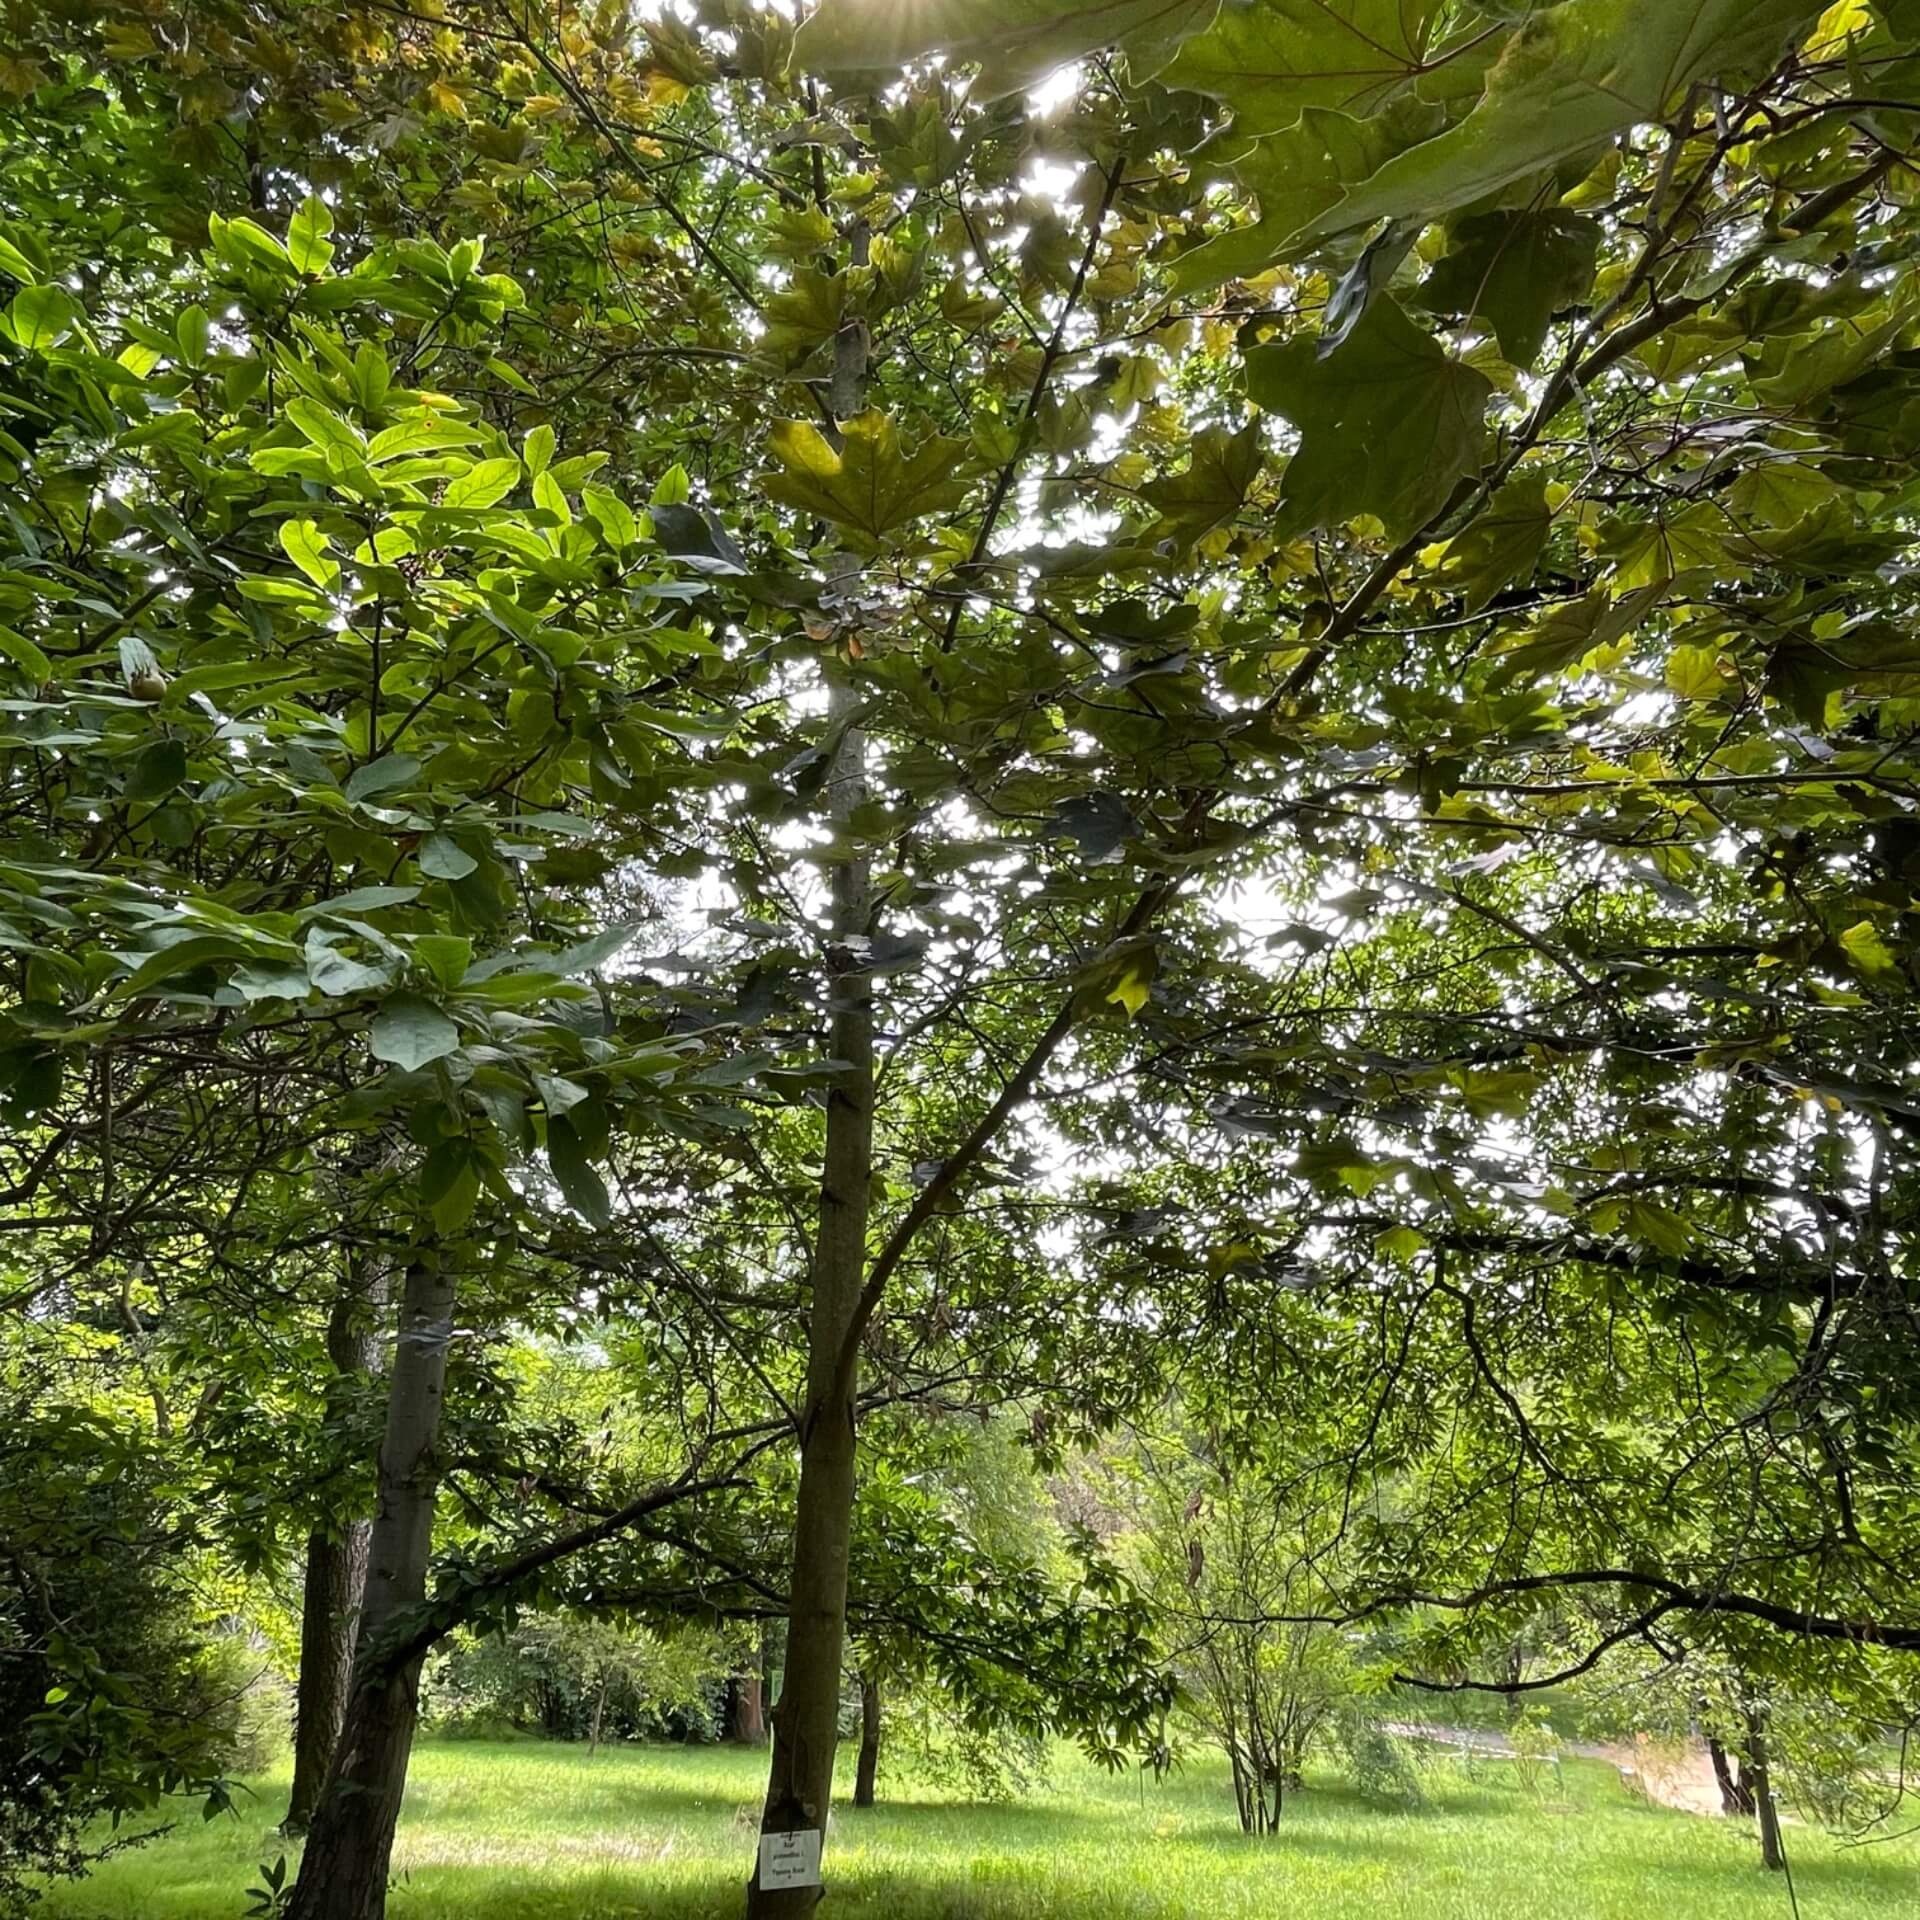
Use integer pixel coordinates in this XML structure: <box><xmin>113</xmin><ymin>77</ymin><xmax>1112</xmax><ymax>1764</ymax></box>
<box><xmin>1095</xmin><ymin>1417</ymin><xmax>1364</xmax><ymax>1830</ymax></box>
<box><xmin>9</xmin><ymin>4</ymin><xmax>1920</xmax><ymax>1914</ymax></box>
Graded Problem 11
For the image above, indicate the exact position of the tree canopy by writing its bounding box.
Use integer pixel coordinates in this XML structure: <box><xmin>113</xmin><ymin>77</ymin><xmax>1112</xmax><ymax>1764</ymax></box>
<box><xmin>3</xmin><ymin>1</ymin><xmax>1920</xmax><ymax>1914</ymax></box>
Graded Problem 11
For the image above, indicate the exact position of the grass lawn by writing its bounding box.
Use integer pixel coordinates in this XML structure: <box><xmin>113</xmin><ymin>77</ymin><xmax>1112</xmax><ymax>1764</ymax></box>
<box><xmin>37</xmin><ymin>1736</ymin><xmax>1920</xmax><ymax>1920</ymax></box>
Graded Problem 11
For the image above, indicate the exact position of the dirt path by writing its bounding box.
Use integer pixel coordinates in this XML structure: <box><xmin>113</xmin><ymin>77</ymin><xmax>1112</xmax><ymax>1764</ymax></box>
<box><xmin>1383</xmin><ymin>1721</ymin><xmax>1730</xmax><ymax>1817</ymax></box>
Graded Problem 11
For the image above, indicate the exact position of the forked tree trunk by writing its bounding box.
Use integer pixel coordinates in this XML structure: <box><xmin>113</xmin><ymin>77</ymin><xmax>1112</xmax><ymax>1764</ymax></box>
<box><xmin>285</xmin><ymin>1254</ymin><xmax>455</xmax><ymax>1920</ymax></box>
<box><xmin>747</xmin><ymin>694</ymin><xmax>873</xmax><ymax>1919</ymax></box>
<box><xmin>853</xmin><ymin>1672</ymin><xmax>880</xmax><ymax>1809</ymax></box>
<box><xmin>286</xmin><ymin>1525</ymin><xmax>370</xmax><ymax>1832</ymax></box>
<box><xmin>285</xmin><ymin>1260</ymin><xmax>388</xmax><ymax>1834</ymax></box>
<box><xmin>1706</xmin><ymin>1732</ymin><xmax>1753</xmax><ymax>1816</ymax></box>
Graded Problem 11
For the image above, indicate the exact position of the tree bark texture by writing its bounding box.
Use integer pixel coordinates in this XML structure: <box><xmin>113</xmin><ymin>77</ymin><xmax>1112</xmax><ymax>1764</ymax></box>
<box><xmin>285</xmin><ymin>1260</ymin><xmax>388</xmax><ymax>1834</ymax></box>
<box><xmin>728</xmin><ymin>1672</ymin><xmax>767</xmax><ymax>1745</ymax></box>
<box><xmin>285</xmin><ymin>1254</ymin><xmax>455</xmax><ymax>1920</ymax></box>
<box><xmin>853</xmin><ymin>1672</ymin><xmax>880</xmax><ymax>1810</ymax></box>
<box><xmin>1743</xmin><ymin>1710</ymin><xmax>1786</xmax><ymax>1872</ymax></box>
<box><xmin>747</xmin><ymin>689</ymin><xmax>872</xmax><ymax>1919</ymax></box>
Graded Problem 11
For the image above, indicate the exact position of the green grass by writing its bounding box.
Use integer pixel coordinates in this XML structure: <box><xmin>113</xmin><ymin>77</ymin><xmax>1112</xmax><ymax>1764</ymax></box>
<box><xmin>38</xmin><ymin>1736</ymin><xmax>1920</xmax><ymax>1920</ymax></box>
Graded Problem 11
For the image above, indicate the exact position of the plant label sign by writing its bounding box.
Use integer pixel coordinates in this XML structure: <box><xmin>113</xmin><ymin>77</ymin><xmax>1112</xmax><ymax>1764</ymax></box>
<box><xmin>758</xmin><ymin>1828</ymin><xmax>823</xmax><ymax>1889</ymax></box>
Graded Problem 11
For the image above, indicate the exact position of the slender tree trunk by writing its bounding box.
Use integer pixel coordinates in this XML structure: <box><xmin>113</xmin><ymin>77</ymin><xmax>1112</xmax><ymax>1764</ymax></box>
<box><xmin>589</xmin><ymin>1671</ymin><xmax>610</xmax><ymax>1756</ymax></box>
<box><xmin>285</xmin><ymin>1254</ymin><xmax>455</xmax><ymax>1920</ymax></box>
<box><xmin>748</xmin><ymin>217</ymin><xmax>872</xmax><ymax>1920</ymax></box>
<box><xmin>853</xmin><ymin>1672</ymin><xmax>880</xmax><ymax>1809</ymax></box>
<box><xmin>748</xmin><ymin>692</ymin><xmax>873</xmax><ymax>1918</ymax></box>
<box><xmin>759</xmin><ymin>1622</ymin><xmax>781</xmax><ymax>1739</ymax></box>
<box><xmin>286</xmin><ymin>1262</ymin><xmax>388</xmax><ymax>1834</ymax></box>
<box><xmin>1743</xmin><ymin>1709</ymin><xmax>1785</xmax><ymax>1872</ymax></box>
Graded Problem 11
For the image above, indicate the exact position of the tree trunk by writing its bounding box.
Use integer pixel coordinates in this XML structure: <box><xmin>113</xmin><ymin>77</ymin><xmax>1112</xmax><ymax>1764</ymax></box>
<box><xmin>286</xmin><ymin>1525</ymin><xmax>370</xmax><ymax>1833</ymax></box>
<box><xmin>589</xmin><ymin>1671</ymin><xmax>610</xmax><ymax>1756</ymax></box>
<box><xmin>1706</xmin><ymin>1733</ymin><xmax>1753</xmax><ymax>1816</ymax></box>
<box><xmin>728</xmin><ymin>1671</ymin><xmax>767</xmax><ymax>1745</ymax></box>
<box><xmin>1743</xmin><ymin>1710</ymin><xmax>1785</xmax><ymax>1872</ymax></box>
<box><xmin>747</xmin><ymin>211</ymin><xmax>884</xmax><ymax>1916</ymax></box>
<box><xmin>285</xmin><ymin>1254</ymin><xmax>455</xmax><ymax>1920</ymax></box>
<box><xmin>853</xmin><ymin>1672</ymin><xmax>880</xmax><ymax>1809</ymax></box>
<box><xmin>760</xmin><ymin>1620</ymin><xmax>782</xmax><ymax>1720</ymax></box>
<box><xmin>285</xmin><ymin>1262</ymin><xmax>388</xmax><ymax>1834</ymax></box>
<box><xmin>747</xmin><ymin>686</ymin><xmax>873</xmax><ymax>1918</ymax></box>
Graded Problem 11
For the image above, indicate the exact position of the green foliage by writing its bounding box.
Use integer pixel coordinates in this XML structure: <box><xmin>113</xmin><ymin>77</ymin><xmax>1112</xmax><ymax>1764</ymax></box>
<box><xmin>0</xmin><ymin>1401</ymin><xmax>245</xmax><ymax>1916</ymax></box>
<box><xmin>1245</xmin><ymin>295</ymin><xmax>1491</xmax><ymax>536</ymax></box>
<box><xmin>4</xmin><ymin>7</ymin><xmax>1920</xmax><ymax>1895</ymax></box>
<box><xmin>427</xmin><ymin>1619</ymin><xmax>738</xmax><ymax>1745</ymax></box>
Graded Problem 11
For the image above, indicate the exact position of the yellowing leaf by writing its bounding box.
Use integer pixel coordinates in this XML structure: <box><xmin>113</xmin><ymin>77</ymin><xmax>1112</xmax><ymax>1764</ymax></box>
<box><xmin>1807</xmin><ymin>0</ymin><xmax>1872</xmax><ymax>58</ymax></box>
<box><xmin>1665</xmin><ymin>643</ymin><xmax>1733</xmax><ymax>700</ymax></box>
<box><xmin>1839</xmin><ymin>920</ymin><xmax>1900</xmax><ymax>977</ymax></box>
<box><xmin>1105</xmin><ymin>949</ymin><xmax>1157</xmax><ymax>1018</ymax></box>
<box><xmin>763</xmin><ymin>412</ymin><xmax>970</xmax><ymax>542</ymax></box>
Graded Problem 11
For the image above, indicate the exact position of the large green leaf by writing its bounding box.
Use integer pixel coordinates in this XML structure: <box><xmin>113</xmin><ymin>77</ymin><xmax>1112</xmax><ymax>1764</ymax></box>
<box><xmin>1412</xmin><ymin>210</ymin><xmax>1602</xmax><ymax>368</ymax></box>
<box><xmin>369</xmin><ymin>991</ymin><xmax>461</xmax><ymax>1070</ymax></box>
<box><xmin>8</xmin><ymin>283</ymin><xmax>80</xmax><ymax>349</ymax></box>
<box><xmin>1155</xmin><ymin>0</ymin><xmax>1445</xmax><ymax>134</ymax></box>
<box><xmin>444</xmin><ymin>457</ymin><xmax>521</xmax><ymax>509</ymax></box>
<box><xmin>1141</xmin><ymin>422</ymin><xmax>1263</xmax><ymax>545</ymax></box>
<box><xmin>1246</xmin><ymin>295</ymin><xmax>1489</xmax><ymax>538</ymax></box>
<box><xmin>278</xmin><ymin>519</ymin><xmax>339</xmax><ymax>590</ymax></box>
<box><xmin>286</xmin><ymin>194</ymin><xmax>336</xmax><ymax>276</ymax></box>
<box><xmin>546</xmin><ymin>1115</ymin><xmax>611</xmax><ymax>1226</ymax></box>
<box><xmin>798</xmin><ymin>0</ymin><xmax>1220</xmax><ymax>96</ymax></box>
<box><xmin>1172</xmin><ymin>99</ymin><xmax>1442</xmax><ymax>292</ymax></box>
<box><xmin>1293</xmin><ymin>0</ymin><xmax>1826</xmax><ymax>245</ymax></box>
<box><xmin>1421</xmin><ymin>473</ymin><xmax>1555</xmax><ymax>612</ymax></box>
<box><xmin>764</xmin><ymin>412</ymin><xmax>970</xmax><ymax>542</ymax></box>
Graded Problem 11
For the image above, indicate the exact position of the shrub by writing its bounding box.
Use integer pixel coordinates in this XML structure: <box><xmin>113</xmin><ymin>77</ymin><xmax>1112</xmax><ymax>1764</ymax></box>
<box><xmin>1332</xmin><ymin>1713</ymin><xmax>1426</xmax><ymax>1809</ymax></box>
<box><xmin>0</xmin><ymin>1408</ymin><xmax>241</xmax><ymax>1916</ymax></box>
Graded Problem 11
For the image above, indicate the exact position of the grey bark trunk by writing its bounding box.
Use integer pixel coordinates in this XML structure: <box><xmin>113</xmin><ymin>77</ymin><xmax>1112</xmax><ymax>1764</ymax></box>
<box><xmin>853</xmin><ymin>1672</ymin><xmax>880</xmax><ymax>1809</ymax></box>
<box><xmin>1744</xmin><ymin>1710</ymin><xmax>1785</xmax><ymax>1872</ymax></box>
<box><xmin>286</xmin><ymin>1262</ymin><xmax>388</xmax><ymax>1834</ymax></box>
<box><xmin>747</xmin><ymin>694</ymin><xmax>872</xmax><ymax>1918</ymax></box>
<box><xmin>285</xmin><ymin>1254</ymin><xmax>456</xmax><ymax>1920</ymax></box>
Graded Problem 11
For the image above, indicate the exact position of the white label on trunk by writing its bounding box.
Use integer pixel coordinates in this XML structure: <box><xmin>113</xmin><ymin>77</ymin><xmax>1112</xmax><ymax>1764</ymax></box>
<box><xmin>758</xmin><ymin>1828</ymin><xmax>823</xmax><ymax>1889</ymax></box>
